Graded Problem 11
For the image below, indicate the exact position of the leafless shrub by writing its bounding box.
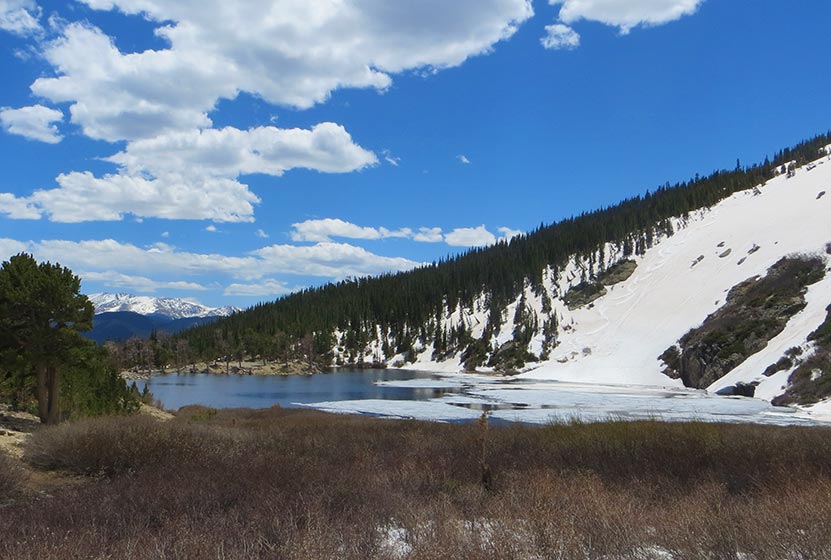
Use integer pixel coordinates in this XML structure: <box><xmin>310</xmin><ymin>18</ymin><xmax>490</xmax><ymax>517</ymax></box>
<box><xmin>0</xmin><ymin>451</ymin><xmax>24</xmax><ymax>501</ymax></box>
<box><xmin>2</xmin><ymin>411</ymin><xmax>831</xmax><ymax>558</ymax></box>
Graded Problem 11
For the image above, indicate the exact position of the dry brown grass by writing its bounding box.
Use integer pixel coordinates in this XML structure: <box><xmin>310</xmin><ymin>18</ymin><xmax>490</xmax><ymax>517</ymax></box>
<box><xmin>2</xmin><ymin>409</ymin><xmax>831</xmax><ymax>559</ymax></box>
<box><xmin>0</xmin><ymin>451</ymin><xmax>24</xmax><ymax>501</ymax></box>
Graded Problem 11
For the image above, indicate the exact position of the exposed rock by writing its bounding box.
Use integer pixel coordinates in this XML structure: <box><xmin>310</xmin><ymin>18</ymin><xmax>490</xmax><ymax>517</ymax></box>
<box><xmin>562</xmin><ymin>260</ymin><xmax>638</xmax><ymax>310</ymax></box>
<box><xmin>660</xmin><ymin>256</ymin><xmax>826</xmax><ymax>389</ymax></box>
<box><xmin>715</xmin><ymin>382</ymin><xmax>757</xmax><ymax>397</ymax></box>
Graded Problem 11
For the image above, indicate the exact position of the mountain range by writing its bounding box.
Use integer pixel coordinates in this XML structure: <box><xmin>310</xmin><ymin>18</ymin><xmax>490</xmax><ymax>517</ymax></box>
<box><xmin>85</xmin><ymin>294</ymin><xmax>240</xmax><ymax>343</ymax></box>
<box><xmin>88</xmin><ymin>293</ymin><xmax>239</xmax><ymax>320</ymax></box>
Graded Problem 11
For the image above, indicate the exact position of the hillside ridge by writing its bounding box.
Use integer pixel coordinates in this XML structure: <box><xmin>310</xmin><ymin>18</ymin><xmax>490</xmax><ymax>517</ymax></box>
<box><xmin>164</xmin><ymin>133</ymin><xmax>831</xmax><ymax>409</ymax></box>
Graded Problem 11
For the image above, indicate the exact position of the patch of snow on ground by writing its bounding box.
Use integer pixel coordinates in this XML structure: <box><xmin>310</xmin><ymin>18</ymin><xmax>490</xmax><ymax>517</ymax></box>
<box><xmin>303</xmin><ymin>379</ymin><xmax>824</xmax><ymax>426</ymax></box>
<box><xmin>298</xmin><ymin>399</ymin><xmax>483</xmax><ymax>421</ymax></box>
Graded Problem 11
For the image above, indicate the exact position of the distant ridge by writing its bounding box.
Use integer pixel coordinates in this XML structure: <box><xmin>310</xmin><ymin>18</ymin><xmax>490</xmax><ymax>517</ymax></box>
<box><xmin>85</xmin><ymin>294</ymin><xmax>240</xmax><ymax>343</ymax></box>
<box><xmin>89</xmin><ymin>293</ymin><xmax>240</xmax><ymax>321</ymax></box>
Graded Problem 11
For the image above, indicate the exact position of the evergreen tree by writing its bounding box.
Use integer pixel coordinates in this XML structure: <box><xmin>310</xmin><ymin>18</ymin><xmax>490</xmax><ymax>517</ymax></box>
<box><xmin>0</xmin><ymin>254</ymin><xmax>95</xmax><ymax>424</ymax></box>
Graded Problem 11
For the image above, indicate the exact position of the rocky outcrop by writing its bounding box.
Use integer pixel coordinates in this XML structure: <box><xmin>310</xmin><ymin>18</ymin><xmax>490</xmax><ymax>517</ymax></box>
<box><xmin>660</xmin><ymin>256</ymin><xmax>826</xmax><ymax>389</ymax></box>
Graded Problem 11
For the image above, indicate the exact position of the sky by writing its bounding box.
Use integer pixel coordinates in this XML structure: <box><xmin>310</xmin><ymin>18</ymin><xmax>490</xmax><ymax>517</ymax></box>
<box><xmin>1</xmin><ymin>0</ymin><xmax>830</xmax><ymax>309</ymax></box>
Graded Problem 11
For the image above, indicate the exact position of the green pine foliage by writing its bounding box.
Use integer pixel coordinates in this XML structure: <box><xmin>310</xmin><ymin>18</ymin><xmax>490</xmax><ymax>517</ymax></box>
<box><xmin>174</xmin><ymin>132</ymin><xmax>831</xmax><ymax>367</ymax></box>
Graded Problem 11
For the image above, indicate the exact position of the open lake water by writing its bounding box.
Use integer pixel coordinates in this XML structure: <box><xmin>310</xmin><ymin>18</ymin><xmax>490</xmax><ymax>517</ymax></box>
<box><xmin>135</xmin><ymin>369</ymin><xmax>451</xmax><ymax>411</ymax></box>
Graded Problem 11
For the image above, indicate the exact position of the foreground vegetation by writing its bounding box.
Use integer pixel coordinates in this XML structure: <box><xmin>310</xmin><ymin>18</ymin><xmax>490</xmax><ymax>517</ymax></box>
<box><xmin>2</xmin><ymin>409</ymin><xmax>831</xmax><ymax>559</ymax></box>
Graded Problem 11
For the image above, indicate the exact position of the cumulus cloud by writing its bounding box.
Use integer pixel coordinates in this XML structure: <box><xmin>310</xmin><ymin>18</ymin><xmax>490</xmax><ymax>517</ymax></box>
<box><xmin>0</xmin><ymin>104</ymin><xmax>63</xmax><ymax>143</ymax></box>
<box><xmin>0</xmin><ymin>237</ymin><xmax>28</xmax><ymax>258</ymax></box>
<box><xmin>255</xmin><ymin>229</ymin><xmax>269</xmax><ymax>238</ymax></box>
<box><xmin>5</xmin><ymin>2</ymin><xmax>534</xmax><ymax>223</ymax></box>
<box><xmin>541</xmin><ymin>23</ymin><xmax>580</xmax><ymax>49</ymax></box>
<box><xmin>413</xmin><ymin>227</ymin><xmax>444</xmax><ymax>243</ymax></box>
<box><xmin>291</xmin><ymin>219</ymin><xmax>520</xmax><ymax>247</ymax></box>
<box><xmin>205</xmin><ymin>225</ymin><xmax>218</xmax><ymax>232</ymax></box>
<box><xmin>0</xmin><ymin>237</ymin><xmax>420</xmax><ymax>285</ymax></box>
<box><xmin>1</xmin><ymin>123</ymin><xmax>376</xmax><ymax>223</ymax></box>
<box><xmin>32</xmin><ymin>1</ymin><xmax>533</xmax><ymax>142</ymax></box>
<box><xmin>291</xmin><ymin>218</ymin><xmax>412</xmax><ymax>243</ymax></box>
<box><xmin>0</xmin><ymin>192</ymin><xmax>41</xmax><ymax>219</ymax></box>
<box><xmin>80</xmin><ymin>271</ymin><xmax>208</xmax><ymax>292</ymax></box>
<box><xmin>107</xmin><ymin>123</ymin><xmax>377</xmax><ymax>177</ymax></box>
<box><xmin>224</xmin><ymin>279</ymin><xmax>295</xmax><ymax>297</ymax></box>
<box><xmin>545</xmin><ymin>0</ymin><xmax>704</xmax><ymax>45</ymax></box>
<box><xmin>252</xmin><ymin>242</ymin><xmax>418</xmax><ymax>278</ymax></box>
<box><xmin>0</xmin><ymin>0</ymin><xmax>41</xmax><ymax>36</ymax></box>
<box><xmin>444</xmin><ymin>225</ymin><xmax>497</xmax><ymax>247</ymax></box>
<box><xmin>457</xmin><ymin>154</ymin><xmax>471</xmax><ymax>164</ymax></box>
<box><xmin>498</xmin><ymin>226</ymin><xmax>523</xmax><ymax>241</ymax></box>
<box><xmin>4</xmin><ymin>171</ymin><xmax>260</xmax><ymax>223</ymax></box>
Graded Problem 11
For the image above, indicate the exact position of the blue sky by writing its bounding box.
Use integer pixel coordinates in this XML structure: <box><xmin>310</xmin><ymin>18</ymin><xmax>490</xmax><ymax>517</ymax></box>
<box><xmin>1</xmin><ymin>0</ymin><xmax>830</xmax><ymax>308</ymax></box>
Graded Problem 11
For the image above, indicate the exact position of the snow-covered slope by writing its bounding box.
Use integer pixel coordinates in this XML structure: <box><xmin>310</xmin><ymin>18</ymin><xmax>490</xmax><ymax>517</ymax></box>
<box><xmin>89</xmin><ymin>293</ymin><xmax>239</xmax><ymax>320</ymax></box>
<box><xmin>384</xmin><ymin>151</ymin><xmax>831</xmax><ymax>405</ymax></box>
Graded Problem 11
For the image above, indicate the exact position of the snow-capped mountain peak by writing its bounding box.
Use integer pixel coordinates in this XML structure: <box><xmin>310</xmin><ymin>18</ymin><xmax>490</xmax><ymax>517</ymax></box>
<box><xmin>88</xmin><ymin>293</ymin><xmax>240</xmax><ymax>320</ymax></box>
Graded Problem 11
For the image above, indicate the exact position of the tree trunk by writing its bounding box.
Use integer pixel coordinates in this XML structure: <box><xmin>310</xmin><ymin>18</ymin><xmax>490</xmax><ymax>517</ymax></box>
<box><xmin>45</xmin><ymin>364</ymin><xmax>60</xmax><ymax>425</ymax></box>
<box><xmin>35</xmin><ymin>363</ymin><xmax>48</xmax><ymax>423</ymax></box>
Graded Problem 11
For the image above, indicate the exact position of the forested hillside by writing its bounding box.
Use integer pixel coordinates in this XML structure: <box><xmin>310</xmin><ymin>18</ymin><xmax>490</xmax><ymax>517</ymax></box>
<box><xmin>171</xmin><ymin>132</ymin><xmax>831</xmax><ymax>383</ymax></box>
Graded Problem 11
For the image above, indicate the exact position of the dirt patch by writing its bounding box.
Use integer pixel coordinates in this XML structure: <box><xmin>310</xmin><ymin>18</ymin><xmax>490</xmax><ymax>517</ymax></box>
<box><xmin>0</xmin><ymin>405</ymin><xmax>39</xmax><ymax>459</ymax></box>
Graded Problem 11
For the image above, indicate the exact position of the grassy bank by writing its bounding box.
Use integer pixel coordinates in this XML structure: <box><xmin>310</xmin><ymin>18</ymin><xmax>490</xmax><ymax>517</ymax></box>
<box><xmin>2</xmin><ymin>408</ymin><xmax>831</xmax><ymax>559</ymax></box>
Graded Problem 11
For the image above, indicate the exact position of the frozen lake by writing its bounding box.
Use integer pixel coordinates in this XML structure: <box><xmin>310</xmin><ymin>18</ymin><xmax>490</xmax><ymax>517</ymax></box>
<box><xmin>136</xmin><ymin>369</ymin><xmax>821</xmax><ymax>425</ymax></box>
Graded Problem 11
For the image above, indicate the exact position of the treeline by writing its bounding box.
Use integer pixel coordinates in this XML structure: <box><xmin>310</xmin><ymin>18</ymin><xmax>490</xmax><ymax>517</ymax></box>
<box><xmin>172</xmin><ymin>132</ymin><xmax>831</xmax><ymax>368</ymax></box>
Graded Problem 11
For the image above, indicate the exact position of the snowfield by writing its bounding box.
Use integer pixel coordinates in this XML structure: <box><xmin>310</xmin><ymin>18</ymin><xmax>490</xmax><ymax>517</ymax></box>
<box><xmin>316</xmin><ymin>152</ymin><xmax>831</xmax><ymax>423</ymax></box>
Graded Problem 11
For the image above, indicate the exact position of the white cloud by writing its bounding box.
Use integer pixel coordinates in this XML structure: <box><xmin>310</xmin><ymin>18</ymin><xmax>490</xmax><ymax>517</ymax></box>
<box><xmin>224</xmin><ymin>279</ymin><xmax>295</xmax><ymax>297</ymax></box>
<box><xmin>541</xmin><ymin>23</ymin><xmax>580</xmax><ymax>49</ymax></box>
<box><xmin>291</xmin><ymin>218</ymin><xmax>411</xmax><ymax>243</ymax></box>
<box><xmin>0</xmin><ymin>192</ymin><xmax>41</xmax><ymax>219</ymax></box>
<box><xmin>0</xmin><ymin>0</ymin><xmax>41</xmax><ymax>36</ymax></box>
<box><xmin>80</xmin><ymin>270</ymin><xmax>208</xmax><ymax>292</ymax></box>
<box><xmin>0</xmin><ymin>237</ymin><xmax>28</xmax><ymax>258</ymax></box>
<box><xmin>291</xmin><ymin>219</ymin><xmax>514</xmax><ymax>247</ymax></box>
<box><xmin>444</xmin><ymin>225</ymin><xmax>497</xmax><ymax>247</ymax></box>
<box><xmin>0</xmin><ymin>104</ymin><xmax>63</xmax><ymax>143</ymax></box>
<box><xmin>413</xmin><ymin>227</ymin><xmax>444</xmax><ymax>243</ymax></box>
<box><xmin>549</xmin><ymin>0</ymin><xmax>704</xmax><ymax>35</ymax></box>
<box><xmin>33</xmin><ymin>1</ymin><xmax>533</xmax><ymax>142</ymax></box>
<box><xmin>205</xmin><ymin>225</ymin><xmax>218</xmax><ymax>232</ymax></box>
<box><xmin>6</xmin><ymin>3</ymin><xmax>533</xmax><ymax>224</ymax></box>
<box><xmin>498</xmin><ymin>226</ymin><xmax>523</xmax><ymax>241</ymax></box>
<box><xmin>379</xmin><ymin>227</ymin><xmax>413</xmax><ymax>239</ymax></box>
<box><xmin>457</xmin><ymin>154</ymin><xmax>471</xmax><ymax>164</ymax></box>
<box><xmin>0</xmin><ymin>237</ymin><xmax>420</xmax><ymax>286</ymax></box>
<box><xmin>107</xmin><ymin>123</ymin><xmax>377</xmax><ymax>177</ymax></box>
<box><xmin>255</xmin><ymin>229</ymin><xmax>269</xmax><ymax>238</ymax></box>
<box><xmin>252</xmin><ymin>242</ymin><xmax>419</xmax><ymax>278</ymax></box>
<box><xmin>0</xmin><ymin>123</ymin><xmax>375</xmax><ymax>223</ymax></box>
<box><xmin>161</xmin><ymin>231</ymin><xmax>169</xmax><ymax>238</ymax></box>
<box><xmin>8</xmin><ymin>171</ymin><xmax>260</xmax><ymax>223</ymax></box>
<box><xmin>382</xmin><ymin>149</ymin><xmax>401</xmax><ymax>166</ymax></box>
<box><xmin>30</xmin><ymin>239</ymin><xmax>255</xmax><ymax>279</ymax></box>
